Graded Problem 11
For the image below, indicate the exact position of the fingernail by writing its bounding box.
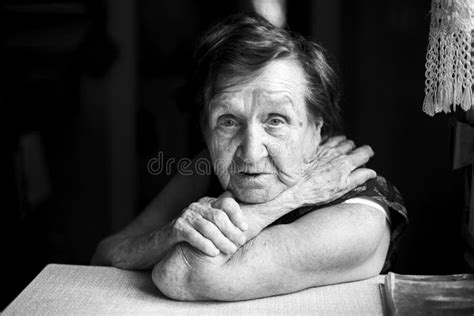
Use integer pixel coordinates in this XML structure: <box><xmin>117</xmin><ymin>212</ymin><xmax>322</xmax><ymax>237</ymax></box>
<box><xmin>241</xmin><ymin>223</ymin><xmax>249</xmax><ymax>231</ymax></box>
<box><xmin>212</xmin><ymin>249</ymin><xmax>220</xmax><ymax>256</ymax></box>
<box><xmin>239</xmin><ymin>236</ymin><xmax>246</xmax><ymax>245</ymax></box>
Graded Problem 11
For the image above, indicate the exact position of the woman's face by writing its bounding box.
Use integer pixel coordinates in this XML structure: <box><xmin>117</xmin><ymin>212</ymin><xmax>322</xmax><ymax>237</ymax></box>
<box><xmin>205</xmin><ymin>58</ymin><xmax>322</xmax><ymax>203</ymax></box>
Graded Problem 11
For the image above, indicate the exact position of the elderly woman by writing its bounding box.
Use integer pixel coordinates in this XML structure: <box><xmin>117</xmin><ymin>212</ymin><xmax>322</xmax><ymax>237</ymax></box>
<box><xmin>92</xmin><ymin>14</ymin><xmax>407</xmax><ymax>301</ymax></box>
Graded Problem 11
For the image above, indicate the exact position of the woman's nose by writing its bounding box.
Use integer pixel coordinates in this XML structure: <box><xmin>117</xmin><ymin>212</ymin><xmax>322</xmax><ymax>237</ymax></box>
<box><xmin>236</xmin><ymin>124</ymin><xmax>268</xmax><ymax>163</ymax></box>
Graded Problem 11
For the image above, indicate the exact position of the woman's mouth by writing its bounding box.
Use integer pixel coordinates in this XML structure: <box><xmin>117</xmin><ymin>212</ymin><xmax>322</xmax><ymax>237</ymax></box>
<box><xmin>237</xmin><ymin>171</ymin><xmax>271</xmax><ymax>177</ymax></box>
<box><xmin>240</xmin><ymin>172</ymin><xmax>261</xmax><ymax>177</ymax></box>
<box><xmin>234</xmin><ymin>172</ymin><xmax>273</xmax><ymax>185</ymax></box>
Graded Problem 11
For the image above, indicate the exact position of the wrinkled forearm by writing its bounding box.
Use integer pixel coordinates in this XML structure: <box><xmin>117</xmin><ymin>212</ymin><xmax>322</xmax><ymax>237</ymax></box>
<box><xmin>91</xmin><ymin>222</ymin><xmax>178</xmax><ymax>270</ymax></box>
<box><xmin>152</xmin><ymin>189</ymin><xmax>308</xmax><ymax>300</ymax></box>
<box><xmin>153</xmin><ymin>204</ymin><xmax>390</xmax><ymax>301</ymax></box>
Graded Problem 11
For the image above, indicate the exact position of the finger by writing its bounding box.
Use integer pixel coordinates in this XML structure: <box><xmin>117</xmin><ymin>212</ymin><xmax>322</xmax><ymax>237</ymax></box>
<box><xmin>335</xmin><ymin>140</ymin><xmax>356</xmax><ymax>155</ymax></box>
<box><xmin>212</xmin><ymin>195</ymin><xmax>248</xmax><ymax>231</ymax></box>
<box><xmin>181</xmin><ymin>226</ymin><xmax>220</xmax><ymax>257</ymax></box>
<box><xmin>216</xmin><ymin>190</ymin><xmax>234</xmax><ymax>200</ymax></box>
<box><xmin>195</xmin><ymin>217</ymin><xmax>238</xmax><ymax>254</ymax></box>
<box><xmin>221</xmin><ymin>198</ymin><xmax>249</xmax><ymax>231</ymax></box>
<box><xmin>348</xmin><ymin>168</ymin><xmax>377</xmax><ymax>188</ymax></box>
<box><xmin>198</xmin><ymin>196</ymin><xmax>215</xmax><ymax>204</ymax></box>
<box><xmin>202</xmin><ymin>208</ymin><xmax>246</xmax><ymax>246</ymax></box>
<box><xmin>347</xmin><ymin>145</ymin><xmax>374</xmax><ymax>169</ymax></box>
<box><xmin>322</xmin><ymin>135</ymin><xmax>347</xmax><ymax>148</ymax></box>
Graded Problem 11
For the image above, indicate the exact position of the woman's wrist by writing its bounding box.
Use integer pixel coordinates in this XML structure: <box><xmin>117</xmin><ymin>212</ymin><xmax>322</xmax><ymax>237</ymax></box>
<box><xmin>239</xmin><ymin>188</ymin><xmax>303</xmax><ymax>239</ymax></box>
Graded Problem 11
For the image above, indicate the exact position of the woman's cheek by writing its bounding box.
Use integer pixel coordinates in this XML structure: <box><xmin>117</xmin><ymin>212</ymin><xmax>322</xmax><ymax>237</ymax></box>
<box><xmin>272</xmin><ymin>137</ymin><xmax>306</xmax><ymax>184</ymax></box>
<box><xmin>208</xmin><ymin>136</ymin><xmax>234</xmax><ymax>189</ymax></box>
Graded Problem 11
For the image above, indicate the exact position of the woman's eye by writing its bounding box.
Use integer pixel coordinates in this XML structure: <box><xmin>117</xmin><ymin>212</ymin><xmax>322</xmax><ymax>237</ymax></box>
<box><xmin>218</xmin><ymin>117</ymin><xmax>239</xmax><ymax>128</ymax></box>
<box><xmin>267</xmin><ymin>116</ymin><xmax>286</xmax><ymax>126</ymax></box>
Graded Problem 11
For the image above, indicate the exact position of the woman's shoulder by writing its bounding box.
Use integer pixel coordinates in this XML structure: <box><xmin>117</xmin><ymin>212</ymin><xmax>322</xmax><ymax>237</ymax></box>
<box><xmin>272</xmin><ymin>175</ymin><xmax>408</xmax><ymax>272</ymax></box>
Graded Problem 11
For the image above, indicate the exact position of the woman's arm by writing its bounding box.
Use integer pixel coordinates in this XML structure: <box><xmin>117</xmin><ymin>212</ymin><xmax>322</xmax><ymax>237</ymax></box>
<box><xmin>152</xmin><ymin>143</ymin><xmax>384</xmax><ymax>300</ymax></box>
<box><xmin>91</xmin><ymin>150</ymin><xmax>213</xmax><ymax>269</ymax></box>
<box><xmin>153</xmin><ymin>203</ymin><xmax>390</xmax><ymax>301</ymax></box>
<box><xmin>92</xmin><ymin>137</ymin><xmax>375</xmax><ymax>271</ymax></box>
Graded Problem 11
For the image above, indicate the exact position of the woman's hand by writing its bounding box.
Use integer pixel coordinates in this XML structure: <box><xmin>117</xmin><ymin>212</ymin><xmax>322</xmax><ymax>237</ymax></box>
<box><xmin>171</xmin><ymin>193</ymin><xmax>248</xmax><ymax>257</ymax></box>
<box><xmin>292</xmin><ymin>136</ymin><xmax>377</xmax><ymax>206</ymax></box>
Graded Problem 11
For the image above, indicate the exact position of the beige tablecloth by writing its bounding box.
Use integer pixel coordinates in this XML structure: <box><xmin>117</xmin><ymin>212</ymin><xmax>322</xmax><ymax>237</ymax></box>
<box><xmin>3</xmin><ymin>264</ymin><xmax>385</xmax><ymax>315</ymax></box>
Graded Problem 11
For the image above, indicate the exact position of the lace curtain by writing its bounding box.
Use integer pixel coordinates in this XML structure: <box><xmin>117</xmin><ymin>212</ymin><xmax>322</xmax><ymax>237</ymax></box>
<box><xmin>423</xmin><ymin>0</ymin><xmax>474</xmax><ymax>116</ymax></box>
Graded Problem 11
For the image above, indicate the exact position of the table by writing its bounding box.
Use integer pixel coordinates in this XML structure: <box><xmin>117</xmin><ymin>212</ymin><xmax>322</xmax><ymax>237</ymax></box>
<box><xmin>3</xmin><ymin>264</ymin><xmax>386</xmax><ymax>315</ymax></box>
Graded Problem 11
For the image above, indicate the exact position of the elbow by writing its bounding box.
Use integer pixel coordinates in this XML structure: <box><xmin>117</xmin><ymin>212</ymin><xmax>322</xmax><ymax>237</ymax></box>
<box><xmin>337</xmin><ymin>207</ymin><xmax>391</xmax><ymax>282</ymax></box>
<box><xmin>91</xmin><ymin>236</ymin><xmax>133</xmax><ymax>269</ymax></box>
<box><xmin>151</xmin><ymin>246</ymin><xmax>199</xmax><ymax>301</ymax></box>
<box><xmin>357</xmin><ymin>253</ymin><xmax>386</xmax><ymax>280</ymax></box>
<box><xmin>152</xmin><ymin>264</ymin><xmax>187</xmax><ymax>301</ymax></box>
<box><xmin>152</xmin><ymin>244</ymin><xmax>227</xmax><ymax>301</ymax></box>
<box><xmin>356</xmin><ymin>219</ymin><xmax>391</xmax><ymax>279</ymax></box>
<box><xmin>91</xmin><ymin>237</ymin><xmax>117</xmax><ymax>267</ymax></box>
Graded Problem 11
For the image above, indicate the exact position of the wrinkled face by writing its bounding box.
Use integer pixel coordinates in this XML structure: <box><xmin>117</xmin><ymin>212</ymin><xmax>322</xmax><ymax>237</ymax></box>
<box><xmin>205</xmin><ymin>58</ymin><xmax>322</xmax><ymax>203</ymax></box>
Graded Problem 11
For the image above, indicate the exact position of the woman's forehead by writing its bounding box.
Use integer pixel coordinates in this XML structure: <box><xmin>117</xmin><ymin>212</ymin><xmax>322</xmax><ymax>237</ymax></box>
<box><xmin>211</xmin><ymin>90</ymin><xmax>294</xmax><ymax>105</ymax></box>
<box><xmin>210</xmin><ymin>59</ymin><xmax>307</xmax><ymax>108</ymax></box>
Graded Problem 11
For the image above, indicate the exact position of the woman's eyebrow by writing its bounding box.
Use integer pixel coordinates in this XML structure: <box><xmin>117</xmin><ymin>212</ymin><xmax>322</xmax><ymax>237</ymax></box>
<box><xmin>258</xmin><ymin>92</ymin><xmax>296</xmax><ymax>109</ymax></box>
<box><xmin>208</xmin><ymin>100</ymin><xmax>242</xmax><ymax>119</ymax></box>
<box><xmin>211</xmin><ymin>90</ymin><xmax>242</xmax><ymax>102</ymax></box>
<box><xmin>209</xmin><ymin>94</ymin><xmax>240</xmax><ymax>108</ymax></box>
<box><xmin>208</xmin><ymin>100</ymin><xmax>236</xmax><ymax>114</ymax></box>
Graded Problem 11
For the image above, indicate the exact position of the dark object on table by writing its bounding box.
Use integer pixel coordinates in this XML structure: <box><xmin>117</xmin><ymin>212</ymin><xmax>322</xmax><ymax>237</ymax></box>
<box><xmin>381</xmin><ymin>272</ymin><xmax>474</xmax><ymax>315</ymax></box>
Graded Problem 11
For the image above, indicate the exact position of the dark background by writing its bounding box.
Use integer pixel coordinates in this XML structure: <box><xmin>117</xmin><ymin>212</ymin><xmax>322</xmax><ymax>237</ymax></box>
<box><xmin>2</xmin><ymin>0</ymin><xmax>470</xmax><ymax>309</ymax></box>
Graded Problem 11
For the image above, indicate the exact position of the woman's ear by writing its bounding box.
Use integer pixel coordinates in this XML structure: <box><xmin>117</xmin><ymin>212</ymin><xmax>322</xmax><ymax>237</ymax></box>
<box><xmin>310</xmin><ymin>118</ymin><xmax>323</xmax><ymax>142</ymax></box>
<box><xmin>314</xmin><ymin>119</ymin><xmax>323</xmax><ymax>134</ymax></box>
